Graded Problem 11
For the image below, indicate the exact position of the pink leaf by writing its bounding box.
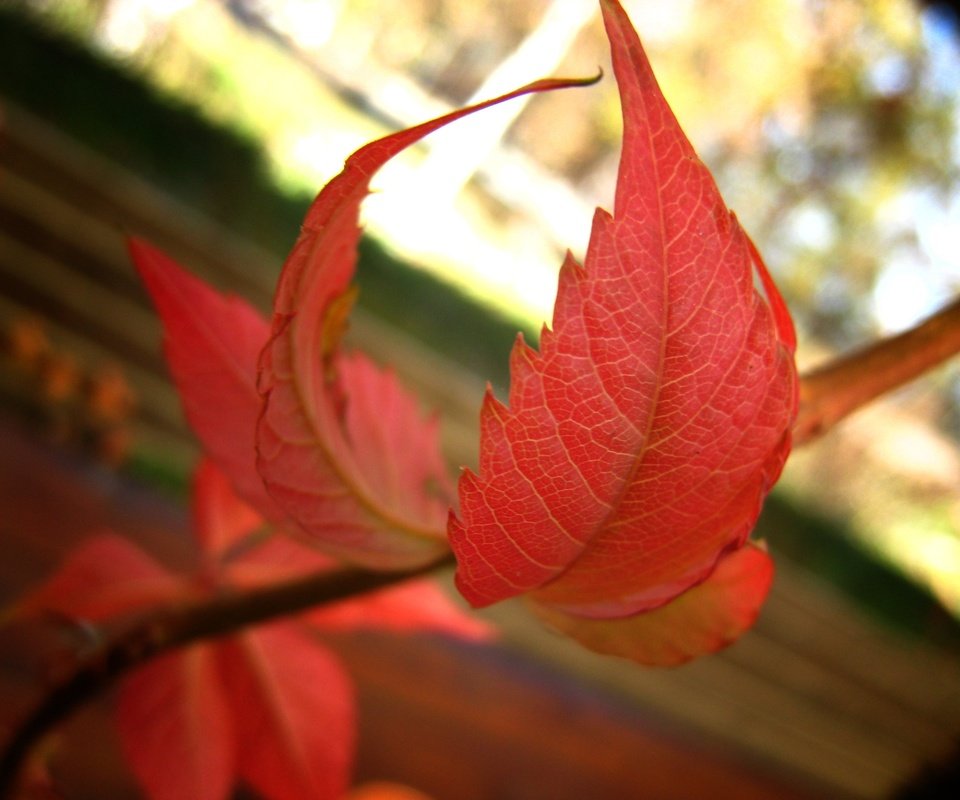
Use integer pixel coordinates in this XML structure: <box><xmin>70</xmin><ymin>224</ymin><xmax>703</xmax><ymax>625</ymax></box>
<box><xmin>532</xmin><ymin>542</ymin><xmax>775</xmax><ymax>666</ymax></box>
<box><xmin>196</xmin><ymin>461</ymin><xmax>488</xmax><ymax>640</ymax></box>
<box><xmin>256</xmin><ymin>76</ymin><xmax>598</xmax><ymax>570</ymax></box>
<box><xmin>187</xmin><ymin>457</ymin><xmax>335</xmax><ymax>587</ymax></box>
<box><xmin>449</xmin><ymin>0</ymin><xmax>796</xmax><ymax>660</ymax></box>
<box><xmin>219</xmin><ymin>625</ymin><xmax>355</xmax><ymax>800</ymax></box>
<box><xmin>117</xmin><ymin>646</ymin><xmax>236</xmax><ymax>800</ymax></box>
<box><xmin>130</xmin><ymin>239</ymin><xmax>282</xmax><ymax>520</ymax></box>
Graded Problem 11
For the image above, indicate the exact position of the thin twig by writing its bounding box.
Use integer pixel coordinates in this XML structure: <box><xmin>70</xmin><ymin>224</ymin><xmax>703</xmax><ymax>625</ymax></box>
<box><xmin>794</xmin><ymin>296</ymin><xmax>960</xmax><ymax>445</ymax></box>
<box><xmin>0</xmin><ymin>552</ymin><xmax>455</xmax><ymax>798</ymax></box>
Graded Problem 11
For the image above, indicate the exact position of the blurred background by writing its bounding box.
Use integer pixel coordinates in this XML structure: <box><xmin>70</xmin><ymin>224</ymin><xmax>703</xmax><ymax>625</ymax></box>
<box><xmin>1</xmin><ymin>1</ymin><xmax>960</xmax><ymax>797</ymax></box>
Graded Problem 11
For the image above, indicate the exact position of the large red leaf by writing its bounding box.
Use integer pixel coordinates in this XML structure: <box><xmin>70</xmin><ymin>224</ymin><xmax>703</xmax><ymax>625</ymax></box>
<box><xmin>117</xmin><ymin>646</ymin><xmax>236</xmax><ymax>800</ymax></box>
<box><xmin>130</xmin><ymin>240</ymin><xmax>283</xmax><ymax>521</ymax></box>
<box><xmin>256</xmin><ymin>76</ymin><xmax>597</xmax><ymax>570</ymax></box>
<box><xmin>219</xmin><ymin>625</ymin><xmax>355</xmax><ymax>800</ymax></box>
<box><xmin>449</xmin><ymin>0</ymin><xmax>796</xmax><ymax>655</ymax></box>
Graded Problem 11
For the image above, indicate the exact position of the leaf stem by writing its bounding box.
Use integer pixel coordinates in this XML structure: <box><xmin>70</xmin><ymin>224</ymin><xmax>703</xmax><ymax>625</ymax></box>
<box><xmin>794</xmin><ymin>296</ymin><xmax>960</xmax><ymax>445</ymax></box>
<box><xmin>0</xmin><ymin>551</ymin><xmax>455</xmax><ymax>798</ymax></box>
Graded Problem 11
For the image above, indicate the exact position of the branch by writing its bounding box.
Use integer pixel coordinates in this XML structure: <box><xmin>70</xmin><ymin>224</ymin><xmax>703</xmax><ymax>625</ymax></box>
<box><xmin>794</xmin><ymin>296</ymin><xmax>960</xmax><ymax>445</ymax></box>
<box><xmin>0</xmin><ymin>551</ymin><xmax>455</xmax><ymax>799</ymax></box>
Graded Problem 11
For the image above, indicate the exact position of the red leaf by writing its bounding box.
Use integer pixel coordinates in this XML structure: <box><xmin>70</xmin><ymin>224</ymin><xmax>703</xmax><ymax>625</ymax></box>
<box><xmin>218</xmin><ymin>625</ymin><xmax>355</xmax><ymax>800</ymax></box>
<box><xmin>187</xmin><ymin>457</ymin><xmax>336</xmax><ymax>587</ymax></box>
<box><xmin>531</xmin><ymin>542</ymin><xmax>775</xmax><ymax>666</ymax></box>
<box><xmin>117</xmin><ymin>646</ymin><xmax>236</xmax><ymax>800</ymax></box>
<box><xmin>256</xmin><ymin>76</ymin><xmax>598</xmax><ymax>570</ymax></box>
<box><xmin>186</xmin><ymin>459</ymin><xmax>488</xmax><ymax>641</ymax></box>
<box><xmin>223</xmin><ymin>533</ymin><xmax>334</xmax><ymax>588</ymax></box>
<box><xmin>305</xmin><ymin>577</ymin><xmax>493</xmax><ymax>641</ymax></box>
<box><xmin>449</xmin><ymin>0</ymin><xmax>796</xmax><ymax>660</ymax></box>
<box><xmin>130</xmin><ymin>239</ymin><xmax>283</xmax><ymax>521</ymax></box>
<box><xmin>14</xmin><ymin>533</ymin><xmax>184</xmax><ymax>622</ymax></box>
<box><xmin>191</xmin><ymin>457</ymin><xmax>264</xmax><ymax>563</ymax></box>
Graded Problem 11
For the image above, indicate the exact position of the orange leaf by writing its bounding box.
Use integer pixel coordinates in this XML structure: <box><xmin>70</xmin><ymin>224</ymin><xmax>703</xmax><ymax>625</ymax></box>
<box><xmin>346</xmin><ymin>783</ymin><xmax>434</xmax><ymax>800</ymax></box>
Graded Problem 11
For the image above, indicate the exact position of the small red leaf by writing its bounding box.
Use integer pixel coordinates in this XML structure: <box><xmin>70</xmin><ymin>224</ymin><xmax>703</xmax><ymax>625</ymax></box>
<box><xmin>449</xmin><ymin>0</ymin><xmax>796</xmax><ymax>660</ymax></box>
<box><xmin>305</xmin><ymin>577</ymin><xmax>492</xmax><ymax>641</ymax></box>
<box><xmin>219</xmin><ymin>625</ymin><xmax>355</xmax><ymax>800</ymax></box>
<box><xmin>130</xmin><ymin>239</ymin><xmax>282</xmax><ymax>521</ymax></box>
<box><xmin>117</xmin><ymin>646</ymin><xmax>236</xmax><ymax>800</ymax></box>
<box><xmin>223</xmin><ymin>533</ymin><xmax>334</xmax><ymax>589</ymax></box>
<box><xmin>257</xmin><ymin>76</ymin><xmax>598</xmax><ymax>570</ymax></box>
<box><xmin>192</xmin><ymin>457</ymin><xmax>264</xmax><ymax>563</ymax></box>
<box><xmin>532</xmin><ymin>542</ymin><xmax>774</xmax><ymax>666</ymax></box>
<box><xmin>15</xmin><ymin>533</ymin><xmax>183</xmax><ymax>622</ymax></box>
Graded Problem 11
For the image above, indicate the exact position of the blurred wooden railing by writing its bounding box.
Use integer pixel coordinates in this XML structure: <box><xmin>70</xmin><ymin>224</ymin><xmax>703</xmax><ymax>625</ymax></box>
<box><xmin>2</xmin><ymin>99</ymin><xmax>959</xmax><ymax>799</ymax></box>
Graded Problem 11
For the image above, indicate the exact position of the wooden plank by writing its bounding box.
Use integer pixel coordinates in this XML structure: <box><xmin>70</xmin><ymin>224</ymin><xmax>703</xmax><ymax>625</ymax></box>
<box><xmin>1</xmin><ymin>100</ymin><xmax>485</xmax><ymax>469</ymax></box>
<box><xmin>0</xmin><ymin>101</ymin><xmax>281</xmax><ymax>303</ymax></box>
<box><xmin>758</xmin><ymin>563</ymin><xmax>960</xmax><ymax>727</ymax></box>
<box><xmin>485</xmin><ymin>604</ymin><xmax>921</xmax><ymax>797</ymax></box>
<box><xmin>0</xmin><ymin>231</ymin><xmax>158</xmax><ymax>357</ymax></box>
<box><xmin>0</xmin><ymin>169</ymin><xmax>132</xmax><ymax>284</ymax></box>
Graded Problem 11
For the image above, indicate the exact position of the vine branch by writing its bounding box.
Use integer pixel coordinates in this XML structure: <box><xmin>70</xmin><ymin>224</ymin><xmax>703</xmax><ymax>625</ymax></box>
<box><xmin>794</xmin><ymin>296</ymin><xmax>960</xmax><ymax>445</ymax></box>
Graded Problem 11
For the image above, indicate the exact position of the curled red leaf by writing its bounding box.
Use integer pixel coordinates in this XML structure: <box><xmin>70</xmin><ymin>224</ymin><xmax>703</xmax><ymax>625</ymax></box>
<box><xmin>256</xmin><ymin>75</ymin><xmax>599</xmax><ymax>569</ymax></box>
